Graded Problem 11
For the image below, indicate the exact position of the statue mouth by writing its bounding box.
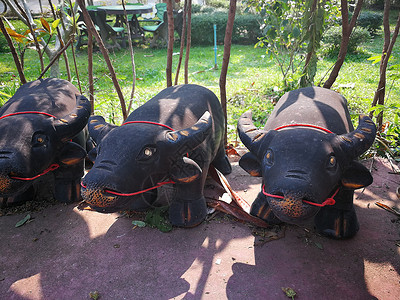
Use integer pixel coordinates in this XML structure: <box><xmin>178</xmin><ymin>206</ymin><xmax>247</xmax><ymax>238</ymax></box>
<box><xmin>262</xmin><ymin>187</ymin><xmax>320</xmax><ymax>223</ymax></box>
<box><xmin>80</xmin><ymin>176</ymin><xmax>163</xmax><ymax>212</ymax></box>
<box><xmin>0</xmin><ymin>174</ymin><xmax>30</xmax><ymax>196</ymax></box>
<box><xmin>268</xmin><ymin>196</ymin><xmax>319</xmax><ymax>224</ymax></box>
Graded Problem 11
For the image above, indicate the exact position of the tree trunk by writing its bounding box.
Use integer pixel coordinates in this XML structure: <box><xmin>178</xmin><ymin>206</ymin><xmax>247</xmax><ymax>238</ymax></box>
<box><xmin>166</xmin><ymin>0</ymin><xmax>174</xmax><ymax>87</ymax></box>
<box><xmin>323</xmin><ymin>0</ymin><xmax>364</xmax><ymax>89</ymax></box>
<box><xmin>88</xmin><ymin>28</ymin><xmax>94</xmax><ymax>114</ymax></box>
<box><xmin>174</xmin><ymin>0</ymin><xmax>187</xmax><ymax>85</ymax></box>
<box><xmin>121</xmin><ymin>1</ymin><xmax>136</xmax><ymax>113</ymax></box>
<box><xmin>77</xmin><ymin>0</ymin><xmax>127</xmax><ymax>120</ymax></box>
<box><xmin>219</xmin><ymin>0</ymin><xmax>236</xmax><ymax>146</ymax></box>
<box><xmin>370</xmin><ymin>2</ymin><xmax>400</xmax><ymax>130</ymax></box>
<box><xmin>184</xmin><ymin>0</ymin><xmax>192</xmax><ymax>84</ymax></box>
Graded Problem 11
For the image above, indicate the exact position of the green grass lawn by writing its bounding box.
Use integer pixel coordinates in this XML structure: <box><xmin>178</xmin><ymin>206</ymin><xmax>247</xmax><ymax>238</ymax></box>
<box><xmin>0</xmin><ymin>27</ymin><xmax>399</xmax><ymax>143</ymax></box>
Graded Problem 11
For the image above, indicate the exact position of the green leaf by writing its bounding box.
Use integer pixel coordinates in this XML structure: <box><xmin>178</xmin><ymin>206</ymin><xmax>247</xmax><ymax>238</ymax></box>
<box><xmin>367</xmin><ymin>55</ymin><xmax>381</xmax><ymax>64</ymax></box>
<box><xmin>0</xmin><ymin>91</ymin><xmax>12</xmax><ymax>98</ymax></box>
<box><xmin>282</xmin><ymin>287</ymin><xmax>296</xmax><ymax>299</ymax></box>
<box><xmin>51</xmin><ymin>19</ymin><xmax>60</xmax><ymax>30</ymax></box>
<box><xmin>15</xmin><ymin>214</ymin><xmax>31</xmax><ymax>228</ymax></box>
<box><xmin>314</xmin><ymin>242</ymin><xmax>324</xmax><ymax>250</ymax></box>
<box><xmin>292</xmin><ymin>26</ymin><xmax>301</xmax><ymax>38</ymax></box>
<box><xmin>145</xmin><ymin>206</ymin><xmax>172</xmax><ymax>233</ymax></box>
<box><xmin>132</xmin><ymin>220</ymin><xmax>146</xmax><ymax>227</ymax></box>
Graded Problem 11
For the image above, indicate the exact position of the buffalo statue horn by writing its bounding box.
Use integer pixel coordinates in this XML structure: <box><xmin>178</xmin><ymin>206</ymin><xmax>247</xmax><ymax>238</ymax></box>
<box><xmin>335</xmin><ymin>114</ymin><xmax>377</xmax><ymax>160</ymax></box>
<box><xmin>54</xmin><ymin>95</ymin><xmax>91</xmax><ymax>142</ymax></box>
<box><xmin>237</xmin><ymin>111</ymin><xmax>269</xmax><ymax>155</ymax></box>
<box><xmin>238</xmin><ymin>112</ymin><xmax>376</xmax><ymax>160</ymax></box>
<box><xmin>165</xmin><ymin>111</ymin><xmax>213</xmax><ymax>156</ymax></box>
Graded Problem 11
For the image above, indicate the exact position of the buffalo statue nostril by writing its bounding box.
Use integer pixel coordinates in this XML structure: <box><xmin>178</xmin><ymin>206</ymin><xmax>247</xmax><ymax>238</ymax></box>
<box><xmin>240</xmin><ymin>86</ymin><xmax>376</xmax><ymax>239</ymax></box>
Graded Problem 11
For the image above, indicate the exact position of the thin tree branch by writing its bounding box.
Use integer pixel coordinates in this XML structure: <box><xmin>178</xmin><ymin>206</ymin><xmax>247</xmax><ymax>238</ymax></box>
<box><xmin>219</xmin><ymin>0</ymin><xmax>236</xmax><ymax>146</ymax></box>
<box><xmin>175</xmin><ymin>0</ymin><xmax>187</xmax><ymax>85</ymax></box>
<box><xmin>184</xmin><ymin>0</ymin><xmax>192</xmax><ymax>84</ymax></box>
<box><xmin>166</xmin><ymin>0</ymin><xmax>174</xmax><ymax>87</ymax></box>
<box><xmin>121</xmin><ymin>1</ymin><xmax>136</xmax><ymax>114</ymax></box>
<box><xmin>77</xmin><ymin>0</ymin><xmax>127</xmax><ymax>120</ymax></box>
<box><xmin>37</xmin><ymin>38</ymin><xmax>73</xmax><ymax>79</ymax></box>
<box><xmin>0</xmin><ymin>16</ymin><xmax>26</xmax><ymax>84</ymax></box>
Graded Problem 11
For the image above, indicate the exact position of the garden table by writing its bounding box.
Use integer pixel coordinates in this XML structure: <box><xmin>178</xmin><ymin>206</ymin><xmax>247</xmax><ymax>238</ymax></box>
<box><xmin>97</xmin><ymin>4</ymin><xmax>153</xmax><ymax>39</ymax></box>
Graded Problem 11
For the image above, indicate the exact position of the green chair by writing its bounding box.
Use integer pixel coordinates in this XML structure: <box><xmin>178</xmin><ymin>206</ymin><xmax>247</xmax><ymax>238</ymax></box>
<box><xmin>89</xmin><ymin>9</ymin><xmax>126</xmax><ymax>48</ymax></box>
<box><xmin>139</xmin><ymin>2</ymin><xmax>167</xmax><ymax>24</ymax></box>
<box><xmin>141</xmin><ymin>10</ymin><xmax>167</xmax><ymax>47</ymax></box>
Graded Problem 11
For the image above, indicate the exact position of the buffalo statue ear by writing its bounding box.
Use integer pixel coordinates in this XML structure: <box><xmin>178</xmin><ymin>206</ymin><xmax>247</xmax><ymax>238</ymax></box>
<box><xmin>87</xmin><ymin>148</ymin><xmax>97</xmax><ymax>163</ymax></box>
<box><xmin>239</xmin><ymin>152</ymin><xmax>262</xmax><ymax>177</ymax></box>
<box><xmin>341</xmin><ymin>161</ymin><xmax>373</xmax><ymax>189</ymax></box>
<box><xmin>88</xmin><ymin>116</ymin><xmax>118</xmax><ymax>144</ymax></box>
<box><xmin>58</xmin><ymin>141</ymin><xmax>87</xmax><ymax>166</ymax></box>
<box><xmin>169</xmin><ymin>157</ymin><xmax>202</xmax><ymax>184</ymax></box>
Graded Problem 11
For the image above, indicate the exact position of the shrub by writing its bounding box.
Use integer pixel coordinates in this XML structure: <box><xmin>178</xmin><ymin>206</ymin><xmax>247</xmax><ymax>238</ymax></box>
<box><xmin>190</xmin><ymin>12</ymin><xmax>263</xmax><ymax>45</ymax></box>
<box><xmin>206</xmin><ymin>0</ymin><xmax>230</xmax><ymax>9</ymax></box>
<box><xmin>356</xmin><ymin>11</ymin><xmax>383</xmax><ymax>35</ymax></box>
<box><xmin>191</xmin><ymin>4</ymin><xmax>202</xmax><ymax>14</ymax></box>
<box><xmin>322</xmin><ymin>26</ymin><xmax>371</xmax><ymax>57</ymax></box>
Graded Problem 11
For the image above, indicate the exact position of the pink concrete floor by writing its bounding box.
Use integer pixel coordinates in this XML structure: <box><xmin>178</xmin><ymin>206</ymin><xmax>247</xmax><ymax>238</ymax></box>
<box><xmin>0</xmin><ymin>157</ymin><xmax>399</xmax><ymax>299</ymax></box>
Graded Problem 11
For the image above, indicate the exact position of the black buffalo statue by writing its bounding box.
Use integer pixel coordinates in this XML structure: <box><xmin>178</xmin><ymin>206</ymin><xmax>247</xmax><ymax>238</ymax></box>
<box><xmin>81</xmin><ymin>84</ymin><xmax>232</xmax><ymax>227</ymax></box>
<box><xmin>237</xmin><ymin>87</ymin><xmax>376</xmax><ymax>239</ymax></box>
<box><xmin>0</xmin><ymin>78</ymin><xmax>91</xmax><ymax>205</ymax></box>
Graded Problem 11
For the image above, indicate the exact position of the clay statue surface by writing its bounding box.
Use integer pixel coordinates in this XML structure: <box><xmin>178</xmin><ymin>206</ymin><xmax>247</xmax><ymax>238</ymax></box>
<box><xmin>237</xmin><ymin>86</ymin><xmax>376</xmax><ymax>238</ymax></box>
<box><xmin>81</xmin><ymin>84</ymin><xmax>231</xmax><ymax>227</ymax></box>
<box><xmin>0</xmin><ymin>78</ymin><xmax>91</xmax><ymax>205</ymax></box>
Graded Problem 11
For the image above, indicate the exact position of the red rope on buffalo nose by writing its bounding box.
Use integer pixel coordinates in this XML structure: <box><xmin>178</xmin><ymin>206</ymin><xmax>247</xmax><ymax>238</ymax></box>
<box><xmin>1</xmin><ymin>112</ymin><xmax>61</xmax><ymax>181</ymax></box>
<box><xmin>262</xmin><ymin>185</ymin><xmax>337</xmax><ymax>207</ymax></box>
<box><xmin>10</xmin><ymin>164</ymin><xmax>60</xmax><ymax>181</ymax></box>
<box><xmin>80</xmin><ymin>180</ymin><xmax>176</xmax><ymax>197</ymax></box>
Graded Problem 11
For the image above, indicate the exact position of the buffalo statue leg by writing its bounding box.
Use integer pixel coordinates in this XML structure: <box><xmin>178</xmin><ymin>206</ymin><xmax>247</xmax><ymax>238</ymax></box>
<box><xmin>53</xmin><ymin>162</ymin><xmax>83</xmax><ymax>203</ymax></box>
<box><xmin>250</xmin><ymin>188</ymin><xmax>283</xmax><ymax>225</ymax></box>
<box><xmin>169</xmin><ymin>171</ymin><xmax>208</xmax><ymax>228</ymax></box>
<box><xmin>314</xmin><ymin>189</ymin><xmax>359</xmax><ymax>239</ymax></box>
<box><xmin>212</xmin><ymin>146</ymin><xmax>232</xmax><ymax>175</ymax></box>
<box><xmin>53</xmin><ymin>132</ymin><xmax>87</xmax><ymax>203</ymax></box>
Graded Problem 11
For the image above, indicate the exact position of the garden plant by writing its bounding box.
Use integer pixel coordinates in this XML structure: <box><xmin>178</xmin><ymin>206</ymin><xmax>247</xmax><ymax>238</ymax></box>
<box><xmin>0</xmin><ymin>0</ymin><xmax>399</xmax><ymax>159</ymax></box>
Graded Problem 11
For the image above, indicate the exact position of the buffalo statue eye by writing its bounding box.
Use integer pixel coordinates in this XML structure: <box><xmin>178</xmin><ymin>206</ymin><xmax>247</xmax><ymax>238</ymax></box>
<box><xmin>136</xmin><ymin>146</ymin><xmax>157</xmax><ymax>162</ymax></box>
<box><xmin>327</xmin><ymin>155</ymin><xmax>337</xmax><ymax>169</ymax></box>
<box><xmin>144</xmin><ymin>148</ymin><xmax>153</xmax><ymax>157</ymax></box>
<box><xmin>265</xmin><ymin>149</ymin><xmax>274</xmax><ymax>166</ymax></box>
<box><xmin>32</xmin><ymin>133</ymin><xmax>48</xmax><ymax>147</ymax></box>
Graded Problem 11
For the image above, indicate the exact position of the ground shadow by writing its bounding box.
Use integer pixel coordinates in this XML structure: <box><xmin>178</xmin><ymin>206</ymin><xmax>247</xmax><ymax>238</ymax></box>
<box><xmin>1</xmin><ymin>158</ymin><xmax>399</xmax><ymax>299</ymax></box>
<box><xmin>225</xmin><ymin>158</ymin><xmax>400</xmax><ymax>299</ymax></box>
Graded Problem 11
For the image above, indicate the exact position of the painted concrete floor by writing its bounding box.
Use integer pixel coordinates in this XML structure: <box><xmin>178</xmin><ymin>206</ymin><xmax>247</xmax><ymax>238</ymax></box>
<box><xmin>0</xmin><ymin>157</ymin><xmax>399</xmax><ymax>300</ymax></box>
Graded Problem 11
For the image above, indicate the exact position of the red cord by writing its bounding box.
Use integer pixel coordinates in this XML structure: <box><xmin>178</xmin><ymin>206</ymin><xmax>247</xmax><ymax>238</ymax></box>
<box><xmin>0</xmin><ymin>111</ymin><xmax>57</xmax><ymax>121</ymax></box>
<box><xmin>10</xmin><ymin>164</ymin><xmax>60</xmax><ymax>181</ymax></box>
<box><xmin>81</xmin><ymin>120</ymin><xmax>192</xmax><ymax>197</ymax></box>
<box><xmin>80</xmin><ymin>180</ymin><xmax>175</xmax><ymax>197</ymax></box>
<box><xmin>274</xmin><ymin>123</ymin><xmax>333</xmax><ymax>134</ymax></box>
<box><xmin>121</xmin><ymin>120</ymin><xmax>174</xmax><ymax>131</ymax></box>
<box><xmin>262</xmin><ymin>184</ymin><xmax>337</xmax><ymax>207</ymax></box>
<box><xmin>1</xmin><ymin>112</ymin><xmax>60</xmax><ymax>181</ymax></box>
